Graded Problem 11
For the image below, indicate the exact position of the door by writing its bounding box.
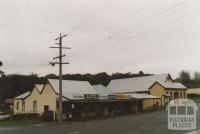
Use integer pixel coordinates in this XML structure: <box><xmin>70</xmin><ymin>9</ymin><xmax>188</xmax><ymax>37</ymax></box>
<box><xmin>44</xmin><ymin>105</ymin><xmax>49</xmax><ymax>113</ymax></box>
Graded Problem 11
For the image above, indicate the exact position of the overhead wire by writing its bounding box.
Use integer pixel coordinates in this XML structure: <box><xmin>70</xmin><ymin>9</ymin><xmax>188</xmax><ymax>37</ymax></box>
<box><xmin>68</xmin><ymin>0</ymin><xmax>195</xmax><ymax>60</ymax></box>
<box><xmin>108</xmin><ymin>0</ymin><xmax>191</xmax><ymax>38</ymax></box>
<box><xmin>68</xmin><ymin>0</ymin><xmax>118</xmax><ymax>34</ymax></box>
<box><xmin>9</xmin><ymin>0</ymin><xmax>199</xmax><ymax>74</ymax></box>
<box><xmin>70</xmin><ymin>4</ymin><xmax>200</xmax><ymax>63</ymax></box>
<box><xmin>106</xmin><ymin>0</ymin><xmax>155</xmax><ymax>31</ymax></box>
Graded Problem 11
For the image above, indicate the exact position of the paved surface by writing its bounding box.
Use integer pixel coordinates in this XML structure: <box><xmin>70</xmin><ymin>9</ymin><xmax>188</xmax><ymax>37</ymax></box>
<box><xmin>0</xmin><ymin>109</ymin><xmax>200</xmax><ymax>134</ymax></box>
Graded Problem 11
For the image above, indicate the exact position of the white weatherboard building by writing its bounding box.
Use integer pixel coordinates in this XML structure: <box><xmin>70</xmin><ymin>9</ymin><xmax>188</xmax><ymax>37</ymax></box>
<box><xmin>13</xmin><ymin>73</ymin><xmax>187</xmax><ymax>120</ymax></box>
<box><xmin>14</xmin><ymin>79</ymin><xmax>98</xmax><ymax>118</ymax></box>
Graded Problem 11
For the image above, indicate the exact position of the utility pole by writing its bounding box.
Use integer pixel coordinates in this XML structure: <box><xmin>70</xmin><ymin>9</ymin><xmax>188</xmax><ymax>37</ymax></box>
<box><xmin>50</xmin><ymin>33</ymin><xmax>71</xmax><ymax>123</ymax></box>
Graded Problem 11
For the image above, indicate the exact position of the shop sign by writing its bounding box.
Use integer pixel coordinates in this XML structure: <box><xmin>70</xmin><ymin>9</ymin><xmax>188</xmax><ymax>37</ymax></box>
<box><xmin>98</xmin><ymin>95</ymin><xmax>108</xmax><ymax>100</ymax></box>
<box><xmin>116</xmin><ymin>93</ymin><xmax>124</xmax><ymax>100</ymax></box>
<box><xmin>72</xmin><ymin>94</ymin><xmax>84</xmax><ymax>100</ymax></box>
<box><xmin>84</xmin><ymin>94</ymin><xmax>98</xmax><ymax>100</ymax></box>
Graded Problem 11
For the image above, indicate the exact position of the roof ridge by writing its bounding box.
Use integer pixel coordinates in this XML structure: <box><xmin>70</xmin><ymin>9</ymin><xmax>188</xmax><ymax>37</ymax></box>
<box><xmin>48</xmin><ymin>79</ymin><xmax>89</xmax><ymax>83</ymax></box>
<box><xmin>110</xmin><ymin>73</ymin><xmax>169</xmax><ymax>82</ymax></box>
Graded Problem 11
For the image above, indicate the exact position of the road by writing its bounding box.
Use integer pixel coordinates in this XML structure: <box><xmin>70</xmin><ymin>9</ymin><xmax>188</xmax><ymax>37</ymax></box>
<box><xmin>0</xmin><ymin>109</ymin><xmax>200</xmax><ymax>134</ymax></box>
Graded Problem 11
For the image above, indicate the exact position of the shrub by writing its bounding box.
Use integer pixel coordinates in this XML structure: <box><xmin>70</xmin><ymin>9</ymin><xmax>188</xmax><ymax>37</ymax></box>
<box><xmin>12</xmin><ymin>113</ymin><xmax>39</xmax><ymax>120</ymax></box>
<box><xmin>12</xmin><ymin>114</ymin><xmax>27</xmax><ymax>120</ymax></box>
<box><xmin>40</xmin><ymin>111</ymin><xmax>54</xmax><ymax>122</ymax></box>
<box><xmin>27</xmin><ymin>113</ymin><xmax>39</xmax><ymax>120</ymax></box>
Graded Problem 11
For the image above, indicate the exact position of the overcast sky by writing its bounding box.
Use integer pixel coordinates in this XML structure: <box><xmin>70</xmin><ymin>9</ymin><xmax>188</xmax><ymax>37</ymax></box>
<box><xmin>0</xmin><ymin>0</ymin><xmax>200</xmax><ymax>78</ymax></box>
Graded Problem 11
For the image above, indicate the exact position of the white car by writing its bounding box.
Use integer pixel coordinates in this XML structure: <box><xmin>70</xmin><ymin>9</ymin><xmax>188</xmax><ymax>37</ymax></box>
<box><xmin>0</xmin><ymin>112</ymin><xmax>10</xmax><ymax>120</ymax></box>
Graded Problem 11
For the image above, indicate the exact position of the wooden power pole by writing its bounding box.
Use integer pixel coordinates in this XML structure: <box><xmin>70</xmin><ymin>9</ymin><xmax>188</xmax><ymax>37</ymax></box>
<box><xmin>50</xmin><ymin>33</ymin><xmax>71</xmax><ymax>123</ymax></box>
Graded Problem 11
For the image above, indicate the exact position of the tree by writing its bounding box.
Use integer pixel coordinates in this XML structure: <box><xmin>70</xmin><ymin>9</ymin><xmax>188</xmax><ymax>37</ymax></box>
<box><xmin>194</xmin><ymin>71</ymin><xmax>200</xmax><ymax>81</ymax></box>
<box><xmin>178</xmin><ymin>70</ymin><xmax>191</xmax><ymax>84</ymax></box>
<box><xmin>0</xmin><ymin>61</ymin><xmax>4</xmax><ymax>76</ymax></box>
<box><xmin>138</xmin><ymin>71</ymin><xmax>144</xmax><ymax>76</ymax></box>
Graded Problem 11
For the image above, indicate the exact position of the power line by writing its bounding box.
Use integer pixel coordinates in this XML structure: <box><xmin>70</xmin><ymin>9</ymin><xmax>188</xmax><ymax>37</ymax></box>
<box><xmin>112</xmin><ymin>0</ymin><xmax>196</xmax><ymax>39</ymax></box>
<box><xmin>108</xmin><ymin>0</ymin><xmax>190</xmax><ymax>38</ymax></box>
<box><xmin>13</xmin><ymin>64</ymin><xmax>50</xmax><ymax>74</ymax></box>
<box><xmin>68</xmin><ymin>0</ymin><xmax>194</xmax><ymax>60</ymax></box>
<box><xmin>106</xmin><ymin>0</ymin><xmax>155</xmax><ymax>31</ymax></box>
<box><xmin>0</xmin><ymin>23</ymin><xmax>59</xmax><ymax>34</ymax></box>
<box><xmin>11</xmin><ymin>5</ymin><xmax>199</xmax><ymax>75</ymax></box>
<box><xmin>70</xmin><ymin>8</ymin><xmax>200</xmax><ymax>63</ymax></box>
<box><xmin>68</xmin><ymin>0</ymin><xmax>118</xmax><ymax>34</ymax></box>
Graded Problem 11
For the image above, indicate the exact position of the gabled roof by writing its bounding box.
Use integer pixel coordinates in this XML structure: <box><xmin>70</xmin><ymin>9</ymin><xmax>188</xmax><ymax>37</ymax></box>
<box><xmin>92</xmin><ymin>84</ymin><xmax>107</xmax><ymax>94</ymax></box>
<box><xmin>156</xmin><ymin>81</ymin><xmax>186</xmax><ymax>89</ymax></box>
<box><xmin>48</xmin><ymin>79</ymin><xmax>97</xmax><ymax>100</ymax></box>
<box><xmin>35</xmin><ymin>84</ymin><xmax>44</xmax><ymax>93</ymax></box>
<box><xmin>15</xmin><ymin>91</ymin><xmax>31</xmax><ymax>99</ymax></box>
<box><xmin>106</xmin><ymin>74</ymin><xmax>170</xmax><ymax>93</ymax></box>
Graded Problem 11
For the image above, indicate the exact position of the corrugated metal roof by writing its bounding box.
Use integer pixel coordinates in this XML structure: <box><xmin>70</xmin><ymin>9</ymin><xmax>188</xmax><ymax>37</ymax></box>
<box><xmin>35</xmin><ymin>84</ymin><xmax>44</xmax><ymax>93</ymax></box>
<box><xmin>127</xmin><ymin>93</ymin><xmax>160</xmax><ymax>99</ymax></box>
<box><xmin>159</xmin><ymin>81</ymin><xmax>186</xmax><ymax>89</ymax></box>
<box><xmin>107</xmin><ymin>74</ymin><xmax>169</xmax><ymax>93</ymax></box>
<box><xmin>48</xmin><ymin>79</ymin><xmax>97</xmax><ymax>100</ymax></box>
<box><xmin>92</xmin><ymin>84</ymin><xmax>107</xmax><ymax>94</ymax></box>
<box><xmin>15</xmin><ymin>91</ymin><xmax>31</xmax><ymax>99</ymax></box>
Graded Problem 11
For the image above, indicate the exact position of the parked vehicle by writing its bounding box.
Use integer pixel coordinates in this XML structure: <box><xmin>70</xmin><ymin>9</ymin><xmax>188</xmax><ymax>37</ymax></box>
<box><xmin>0</xmin><ymin>112</ymin><xmax>10</xmax><ymax>120</ymax></box>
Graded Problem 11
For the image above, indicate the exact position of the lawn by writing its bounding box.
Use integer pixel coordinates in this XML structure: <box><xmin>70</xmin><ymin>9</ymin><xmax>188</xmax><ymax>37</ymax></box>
<box><xmin>0</xmin><ymin>119</ymin><xmax>41</xmax><ymax>127</ymax></box>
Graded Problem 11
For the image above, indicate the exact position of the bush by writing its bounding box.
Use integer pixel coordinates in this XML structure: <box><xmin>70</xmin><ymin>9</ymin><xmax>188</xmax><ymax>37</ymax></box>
<box><xmin>12</xmin><ymin>113</ymin><xmax>39</xmax><ymax>120</ymax></box>
<box><xmin>27</xmin><ymin>113</ymin><xmax>39</xmax><ymax>120</ymax></box>
<box><xmin>40</xmin><ymin>111</ymin><xmax>54</xmax><ymax>122</ymax></box>
<box><xmin>12</xmin><ymin>114</ymin><xmax>27</xmax><ymax>120</ymax></box>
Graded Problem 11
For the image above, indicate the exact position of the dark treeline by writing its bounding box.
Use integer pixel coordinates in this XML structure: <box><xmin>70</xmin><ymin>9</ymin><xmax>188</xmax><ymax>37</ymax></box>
<box><xmin>0</xmin><ymin>71</ymin><xmax>150</xmax><ymax>101</ymax></box>
<box><xmin>176</xmin><ymin>70</ymin><xmax>200</xmax><ymax>88</ymax></box>
<box><xmin>1</xmin><ymin>70</ymin><xmax>200</xmax><ymax>102</ymax></box>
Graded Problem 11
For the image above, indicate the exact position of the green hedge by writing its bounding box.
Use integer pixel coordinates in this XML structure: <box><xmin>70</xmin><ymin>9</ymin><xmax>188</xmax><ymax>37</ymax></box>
<box><xmin>12</xmin><ymin>113</ymin><xmax>39</xmax><ymax>120</ymax></box>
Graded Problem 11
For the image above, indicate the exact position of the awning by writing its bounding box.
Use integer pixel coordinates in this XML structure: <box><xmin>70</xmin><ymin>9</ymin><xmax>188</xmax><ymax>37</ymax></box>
<box><xmin>127</xmin><ymin>93</ymin><xmax>160</xmax><ymax>99</ymax></box>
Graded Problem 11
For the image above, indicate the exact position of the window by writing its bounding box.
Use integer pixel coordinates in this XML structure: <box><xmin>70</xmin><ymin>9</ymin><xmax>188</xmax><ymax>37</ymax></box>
<box><xmin>170</xmin><ymin>92</ymin><xmax>172</xmax><ymax>96</ymax></box>
<box><xmin>44</xmin><ymin>105</ymin><xmax>49</xmax><ymax>113</ymax></box>
<box><xmin>33</xmin><ymin>101</ymin><xmax>37</xmax><ymax>112</ymax></box>
<box><xmin>22</xmin><ymin>101</ymin><xmax>25</xmax><ymax>111</ymax></box>
<box><xmin>180</xmin><ymin>92</ymin><xmax>182</xmax><ymax>98</ymax></box>
<box><xmin>16</xmin><ymin>101</ymin><xmax>19</xmax><ymax>110</ymax></box>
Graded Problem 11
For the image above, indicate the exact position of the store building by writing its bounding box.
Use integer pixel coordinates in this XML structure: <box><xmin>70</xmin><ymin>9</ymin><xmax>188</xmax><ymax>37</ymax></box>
<box><xmin>187</xmin><ymin>88</ymin><xmax>200</xmax><ymax>98</ymax></box>
<box><xmin>106</xmin><ymin>74</ymin><xmax>187</xmax><ymax>108</ymax></box>
<box><xmin>13</xmin><ymin>73</ymin><xmax>187</xmax><ymax>120</ymax></box>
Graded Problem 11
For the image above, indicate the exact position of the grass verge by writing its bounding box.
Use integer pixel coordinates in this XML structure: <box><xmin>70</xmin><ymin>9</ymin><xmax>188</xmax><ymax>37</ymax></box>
<box><xmin>0</xmin><ymin>119</ymin><xmax>41</xmax><ymax>127</ymax></box>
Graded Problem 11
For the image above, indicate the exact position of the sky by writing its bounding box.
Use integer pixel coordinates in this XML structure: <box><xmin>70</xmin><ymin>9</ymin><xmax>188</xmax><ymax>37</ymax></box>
<box><xmin>0</xmin><ymin>0</ymin><xmax>200</xmax><ymax>78</ymax></box>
